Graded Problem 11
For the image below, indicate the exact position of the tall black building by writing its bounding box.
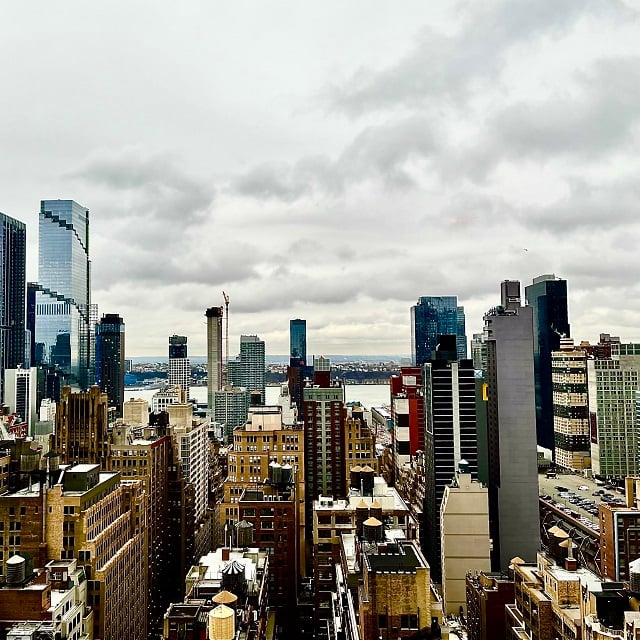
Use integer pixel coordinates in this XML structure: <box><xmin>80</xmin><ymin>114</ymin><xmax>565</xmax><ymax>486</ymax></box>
<box><xmin>0</xmin><ymin>212</ymin><xmax>26</xmax><ymax>403</ymax></box>
<box><xmin>423</xmin><ymin>335</ymin><xmax>477</xmax><ymax>583</ymax></box>
<box><xmin>95</xmin><ymin>313</ymin><xmax>125</xmax><ymax>416</ymax></box>
<box><xmin>525</xmin><ymin>274</ymin><xmax>570</xmax><ymax>452</ymax></box>
<box><xmin>288</xmin><ymin>318</ymin><xmax>312</xmax><ymax>412</ymax></box>
<box><xmin>484</xmin><ymin>281</ymin><xmax>540</xmax><ymax>570</ymax></box>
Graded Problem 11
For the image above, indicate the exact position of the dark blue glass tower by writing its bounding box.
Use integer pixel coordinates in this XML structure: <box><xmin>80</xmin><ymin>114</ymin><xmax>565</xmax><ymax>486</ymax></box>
<box><xmin>288</xmin><ymin>318</ymin><xmax>311</xmax><ymax>412</ymax></box>
<box><xmin>95</xmin><ymin>314</ymin><xmax>125</xmax><ymax>416</ymax></box>
<box><xmin>290</xmin><ymin>318</ymin><xmax>306</xmax><ymax>362</ymax></box>
<box><xmin>35</xmin><ymin>200</ymin><xmax>91</xmax><ymax>389</ymax></box>
<box><xmin>411</xmin><ymin>296</ymin><xmax>467</xmax><ymax>366</ymax></box>
<box><xmin>525</xmin><ymin>274</ymin><xmax>570</xmax><ymax>452</ymax></box>
<box><xmin>0</xmin><ymin>212</ymin><xmax>26</xmax><ymax>402</ymax></box>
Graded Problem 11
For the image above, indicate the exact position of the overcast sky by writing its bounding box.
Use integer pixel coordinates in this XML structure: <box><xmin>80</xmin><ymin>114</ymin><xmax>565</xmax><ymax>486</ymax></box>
<box><xmin>3</xmin><ymin>1</ymin><xmax>640</xmax><ymax>356</ymax></box>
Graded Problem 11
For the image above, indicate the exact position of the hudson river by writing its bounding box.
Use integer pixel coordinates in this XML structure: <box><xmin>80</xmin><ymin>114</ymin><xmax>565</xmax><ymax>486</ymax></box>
<box><xmin>125</xmin><ymin>383</ymin><xmax>390</xmax><ymax>410</ymax></box>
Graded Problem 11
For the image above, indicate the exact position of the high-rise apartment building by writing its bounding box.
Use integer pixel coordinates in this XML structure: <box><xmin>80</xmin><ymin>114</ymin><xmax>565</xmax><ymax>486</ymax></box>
<box><xmin>213</xmin><ymin>385</ymin><xmax>250</xmax><ymax>442</ymax></box>
<box><xmin>483</xmin><ymin>280</ymin><xmax>540</xmax><ymax>570</ymax></box>
<box><xmin>390</xmin><ymin>366</ymin><xmax>424</xmax><ymax>470</ymax></box>
<box><xmin>95</xmin><ymin>313</ymin><xmax>125</xmax><ymax>416</ymax></box>
<box><xmin>290</xmin><ymin>318</ymin><xmax>306</xmax><ymax>362</ymax></box>
<box><xmin>168</xmin><ymin>334</ymin><xmax>190</xmax><ymax>399</ymax></box>
<box><xmin>167</xmin><ymin>403</ymin><xmax>209</xmax><ymax>528</ymax></box>
<box><xmin>525</xmin><ymin>274</ymin><xmax>570</xmax><ymax>452</ymax></box>
<box><xmin>205</xmin><ymin>306</ymin><xmax>223</xmax><ymax>410</ymax></box>
<box><xmin>411</xmin><ymin>295</ymin><xmax>467</xmax><ymax>365</ymax></box>
<box><xmin>589</xmin><ymin>342</ymin><xmax>640</xmax><ymax>477</ymax></box>
<box><xmin>552</xmin><ymin>338</ymin><xmax>590</xmax><ymax>470</ymax></box>
<box><xmin>35</xmin><ymin>200</ymin><xmax>91</xmax><ymax>389</ymax></box>
<box><xmin>223</xmin><ymin>404</ymin><xmax>306</xmax><ymax>578</ymax></box>
<box><xmin>303</xmin><ymin>358</ymin><xmax>347</xmax><ymax>501</ymax></box>
<box><xmin>0</xmin><ymin>213</ymin><xmax>26</xmax><ymax>403</ymax></box>
<box><xmin>228</xmin><ymin>334</ymin><xmax>265</xmax><ymax>404</ymax></box>
<box><xmin>3</xmin><ymin>366</ymin><xmax>37</xmax><ymax>433</ymax></box>
<box><xmin>423</xmin><ymin>336</ymin><xmax>478</xmax><ymax>582</ymax></box>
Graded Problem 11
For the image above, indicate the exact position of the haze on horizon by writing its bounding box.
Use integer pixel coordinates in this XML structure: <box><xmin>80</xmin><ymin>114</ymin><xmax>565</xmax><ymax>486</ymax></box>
<box><xmin>3</xmin><ymin>1</ymin><xmax>640</xmax><ymax>356</ymax></box>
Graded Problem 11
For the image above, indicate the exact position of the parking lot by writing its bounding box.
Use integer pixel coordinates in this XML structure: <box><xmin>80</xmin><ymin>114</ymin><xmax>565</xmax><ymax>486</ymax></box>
<box><xmin>538</xmin><ymin>471</ymin><xmax>627</xmax><ymax>534</ymax></box>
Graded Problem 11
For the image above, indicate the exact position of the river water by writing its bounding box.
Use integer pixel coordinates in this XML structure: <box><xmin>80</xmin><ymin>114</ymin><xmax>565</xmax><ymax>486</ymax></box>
<box><xmin>125</xmin><ymin>383</ymin><xmax>390</xmax><ymax>410</ymax></box>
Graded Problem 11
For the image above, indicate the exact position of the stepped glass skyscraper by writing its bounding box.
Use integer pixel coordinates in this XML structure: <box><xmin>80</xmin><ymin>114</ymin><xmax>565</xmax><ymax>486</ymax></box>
<box><xmin>411</xmin><ymin>296</ymin><xmax>467</xmax><ymax>365</ymax></box>
<box><xmin>35</xmin><ymin>200</ymin><xmax>91</xmax><ymax>389</ymax></box>
<box><xmin>0</xmin><ymin>212</ymin><xmax>26</xmax><ymax>402</ymax></box>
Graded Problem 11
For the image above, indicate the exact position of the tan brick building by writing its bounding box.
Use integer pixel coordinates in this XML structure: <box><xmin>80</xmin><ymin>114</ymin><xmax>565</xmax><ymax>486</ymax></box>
<box><xmin>359</xmin><ymin>540</ymin><xmax>433</xmax><ymax>640</ymax></box>
<box><xmin>222</xmin><ymin>405</ymin><xmax>305</xmax><ymax>573</ymax></box>
<box><xmin>344</xmin><ymin>408</ymin><xmax>378</xmax><ymax>475</ymax></box>
<box><xmin>54</xmin><ymin>386</ymin><xmax>110</xmax><ymax>466</ymax></box>
<box><xmin>45</xmin><ymin>465</ymin><xmax>148</xmax><ymax>640</ymax></box>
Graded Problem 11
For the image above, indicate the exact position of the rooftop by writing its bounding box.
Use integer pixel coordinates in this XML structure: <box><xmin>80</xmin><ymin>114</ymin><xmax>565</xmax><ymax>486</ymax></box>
<box><xmin>365</xmin><ymin>541</ymin><xmax>425</xmax><ymax>574</ymax></box>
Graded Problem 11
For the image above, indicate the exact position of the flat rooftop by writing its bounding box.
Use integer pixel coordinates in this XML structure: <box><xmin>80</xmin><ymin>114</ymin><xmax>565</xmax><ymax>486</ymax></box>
<box><xmin>366</xmin><ymin>542</ymin><xmax>424</xmax><ymax>574</ymax></box>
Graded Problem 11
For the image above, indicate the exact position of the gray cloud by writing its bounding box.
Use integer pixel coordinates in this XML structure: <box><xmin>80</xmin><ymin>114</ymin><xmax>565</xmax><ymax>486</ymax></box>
<box><xmin>71</xmin><ymin>148</ymin><xmax>215</xmax><ymax>226</ymax></box>
<box><xmin>234</xmin><ymin>116</ymin><xmax>438</xmax><ymax>202</ymax></box>
<box><xmin>328</xmin><ymin>0</ymin><xmax>610</xmax><ymax>116</ymax></box>
<box><xmin>490</xmin><ymin>56</ymin><xmax>640</xmax><ymax>160</ymax></box>
<box><xmin>519</xmin><ymin>175</ymin><xmax>640</xmax><ymax>234</ymax></box>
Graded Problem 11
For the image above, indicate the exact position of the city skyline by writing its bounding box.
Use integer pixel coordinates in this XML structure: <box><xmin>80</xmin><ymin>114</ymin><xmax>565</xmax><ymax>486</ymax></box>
<box><xmin>3</xmin><ymin>2</ymin><xmax>640</xmax><ymax>356</ymax></box>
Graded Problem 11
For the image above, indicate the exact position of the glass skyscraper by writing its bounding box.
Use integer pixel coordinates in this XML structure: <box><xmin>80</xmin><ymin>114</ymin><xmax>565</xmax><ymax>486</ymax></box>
<box><xmin>95</xmin><ymin>314</ymin><xmax>125</xmax><ymax>416</ymax></box>
<box><xmin>35</xmin><ymin>200</ymin><xmax>91</xmax><ymax>389</ymax></box>
<box><xmin>290</xmin><ymin>318</ymin><xmax>306</xmax><ymax>362</ymax></box>
<box><xmin>411</xmin><ymin>296</ymin><xmax>467</xmax><ymax>366</ymax></box>
<box><xmin>525</xmin><ymin>274</ymin><xmax>570</xmax><ymax>452</ymax></box>
<box><xmin>0</xmin><ymin>212</ymin><xmax>26</xmax><ymax>402</ymax></box>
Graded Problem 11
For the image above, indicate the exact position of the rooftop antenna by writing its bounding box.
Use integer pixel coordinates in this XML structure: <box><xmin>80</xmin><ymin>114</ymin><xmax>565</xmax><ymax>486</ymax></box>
<box><xmin>223</xmin><ymin>291</ymin><xmax>230</xmax><ymax>386</ymax></box>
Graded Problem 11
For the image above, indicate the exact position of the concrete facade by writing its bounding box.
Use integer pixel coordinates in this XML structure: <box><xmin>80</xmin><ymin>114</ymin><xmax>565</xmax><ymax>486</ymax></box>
<box><xmin>484</xmin><ymin>281</ymin><xmax>540</xmax><ymax>570</ymax></box>
<box><xmin>440</xmin><ymin>471</ymin><xmax>491</xmax><ymax>615</ymax></box>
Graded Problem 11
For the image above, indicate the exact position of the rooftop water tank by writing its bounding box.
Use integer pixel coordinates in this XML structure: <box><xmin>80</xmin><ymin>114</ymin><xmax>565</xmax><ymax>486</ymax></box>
<box><xmin>209</xmin><ymin>604</ymin><xmax>235</xmax><ymax>640</ymax></box>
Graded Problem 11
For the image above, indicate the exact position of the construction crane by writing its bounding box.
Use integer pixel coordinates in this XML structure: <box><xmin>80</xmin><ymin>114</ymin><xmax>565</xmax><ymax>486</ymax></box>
<box><xmin>222</xmin><ymin>291</ymin><xmax>230</xmax><ymax>386</ymax></box>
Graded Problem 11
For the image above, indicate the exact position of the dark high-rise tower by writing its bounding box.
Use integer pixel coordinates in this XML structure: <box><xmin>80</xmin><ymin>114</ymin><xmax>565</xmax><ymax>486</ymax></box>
<box><xmin>422</xmin><ymin>335</ymin><xmax>477</xmax><ymax>583</ymax></box>
<box><xmin>411</xmin><ymin>296</ymin><xmax>467</xmax><ymax>366</ymax></box>
<box><xmin>290</xmin><ymin>319</ymin><xmax>306</xmax><ymax>362</ymax></box>
<box><xmin>484</xmin><ymin>281</ymin><xmax>539</xmax><ymax>570</ymax></box>
<box><xmin>288</xmin><ymin>318</ymin><xmax>312</xmax><ymax>413</ymax></box>
<box><xmin>525</xmin><ymin>274</ymin><xmax>570</xmax><ymax>451</ymax></box>
<box><xmin>35</xmin><ymin>200</ymin><xmax>91</xmax><ymax>388</ymax></box>
<box><xmin>0</xmin><ymin>212</ymin><xmax>26</xmax><ymax>402</ymax></box>
<box><xmin>95</xmin><ymin>314</ymin><xmax>125</xmax><ymax>416</ymax></box>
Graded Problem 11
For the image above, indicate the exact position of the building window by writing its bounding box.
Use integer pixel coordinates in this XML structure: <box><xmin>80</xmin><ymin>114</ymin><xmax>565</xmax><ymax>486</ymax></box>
<box><xmin>401</xmin><ymin>615</ymin><xmax>418</xmax><ymax>629</ymax></box>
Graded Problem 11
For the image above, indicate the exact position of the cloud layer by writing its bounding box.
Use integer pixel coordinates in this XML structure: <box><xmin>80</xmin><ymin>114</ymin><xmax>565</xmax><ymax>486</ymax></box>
<box><xmin>3</xmin><ymin>1</ymin><xmax>640</xmax><ymax>355</ymax></box>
